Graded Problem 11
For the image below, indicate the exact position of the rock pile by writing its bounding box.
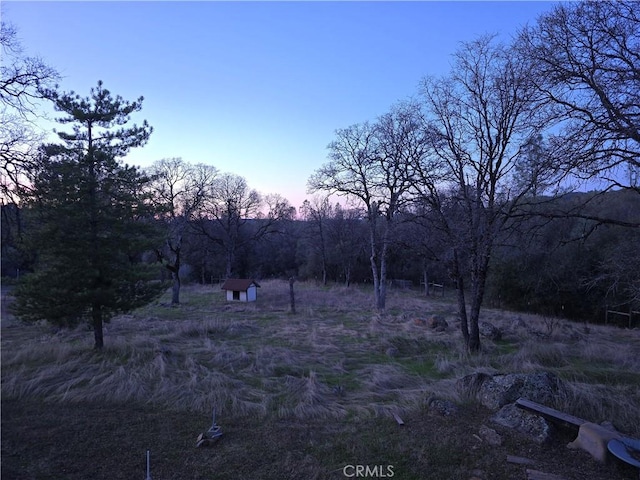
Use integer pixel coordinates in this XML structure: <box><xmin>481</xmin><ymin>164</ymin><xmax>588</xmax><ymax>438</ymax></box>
<box><xmin>457</xmin><ymin>371</ymin><xmax>561</xmax><ymax>444</ymax></box>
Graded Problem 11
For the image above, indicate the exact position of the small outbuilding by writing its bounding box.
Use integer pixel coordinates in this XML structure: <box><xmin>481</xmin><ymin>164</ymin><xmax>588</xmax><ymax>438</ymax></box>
<box><xmin>221</xmin><ymin>279</ymin><xmax>261</xmax><ymax>302</ymax></box>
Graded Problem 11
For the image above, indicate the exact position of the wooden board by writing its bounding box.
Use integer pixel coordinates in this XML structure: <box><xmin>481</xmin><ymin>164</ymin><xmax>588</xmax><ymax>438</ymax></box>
<box><xmin>507</xmin><ymin>455</ymin><xmax>536</xmax><ymax>465</ymax></box>
<box><xmin>515</xmin><ymin>398</ymin><xmax>585</xmax><ymax>428</ymax></box>
<box><xmin>526</xmin><ymin>469</ymin><xmax>567</xmax><ymax>480</ymax></box>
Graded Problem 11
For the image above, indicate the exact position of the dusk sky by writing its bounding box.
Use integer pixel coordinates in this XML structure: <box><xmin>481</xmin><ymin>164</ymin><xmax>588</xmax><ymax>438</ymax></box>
<box><xmin>3</xmin><ymin>1</ymin><xmax>555</xmax><ymax>210</ymax></box>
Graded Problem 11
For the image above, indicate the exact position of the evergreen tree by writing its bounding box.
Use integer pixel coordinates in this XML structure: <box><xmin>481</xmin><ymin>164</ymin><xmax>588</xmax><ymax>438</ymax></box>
<box><xmin>13</xmin><ymin>81</ymin><xmax>160</xmax><ymax>349</ymax></box>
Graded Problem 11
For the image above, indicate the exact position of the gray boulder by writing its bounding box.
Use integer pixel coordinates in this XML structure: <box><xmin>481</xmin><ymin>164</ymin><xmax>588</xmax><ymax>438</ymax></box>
<box><xmin>457</xmin><ymin>371</ymin><xmax>560</xmax><ymax>410</ymax></box>
<box><xmin>479</xmin><ymin>372</ymin><xmax>560</xmax><ymax>410</ymax></box>
<box><xmin>456</xmin><ymin>372</ymin><xmax>492</xmax><ymax>401</ymax></box>
<box><xmin>491</xmin><ymin>403</ymin><xmax>554</xmax><ymax>444</ymax></box>
<box><xmin>479</xmin><ymin>321</ymin><xmax>502</xmax><ymax>341</ymax></box>
<box><xmin>478</xmin><ymin>424</ymin><xmax>503</xmax><ymax>446</ymax></box>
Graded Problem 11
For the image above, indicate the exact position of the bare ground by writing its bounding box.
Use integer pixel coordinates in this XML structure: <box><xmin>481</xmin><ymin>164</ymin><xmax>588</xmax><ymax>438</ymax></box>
<box><xmin>2</xmin><ymin>397</ymin><xmax>637</xmax><ymax>480</ymax></box>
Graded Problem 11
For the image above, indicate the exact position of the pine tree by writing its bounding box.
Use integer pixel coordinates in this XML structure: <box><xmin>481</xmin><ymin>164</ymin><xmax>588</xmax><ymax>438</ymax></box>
<box><xmin>14</xmin><ymin>81</ymin><xmax>161</xmax><ymax>348</ymax></box>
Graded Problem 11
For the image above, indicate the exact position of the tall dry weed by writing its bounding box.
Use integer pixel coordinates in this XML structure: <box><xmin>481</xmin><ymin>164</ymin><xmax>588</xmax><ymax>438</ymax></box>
<box><xmin>277</xmin><ymin>371</ymin><xmax>348</xmax><ymax>419</ymax></box>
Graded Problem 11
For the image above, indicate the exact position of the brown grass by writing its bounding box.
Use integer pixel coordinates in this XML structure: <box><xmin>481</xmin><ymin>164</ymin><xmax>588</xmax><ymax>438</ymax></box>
<box><xmin>2</xmin><ymin>280</ymin><xmax>640</xmax><ymax>437</ymax></box>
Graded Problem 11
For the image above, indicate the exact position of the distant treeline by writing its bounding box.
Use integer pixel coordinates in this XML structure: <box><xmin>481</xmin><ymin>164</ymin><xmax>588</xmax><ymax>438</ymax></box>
<box><xmin>3</xmin><ymin>189</ymin><xmax>637</xmax><ymax>324</ymax></box>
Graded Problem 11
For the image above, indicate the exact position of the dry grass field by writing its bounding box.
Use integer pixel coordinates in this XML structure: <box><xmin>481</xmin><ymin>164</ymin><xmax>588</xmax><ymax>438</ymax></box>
<box><xmin>2</xmin><ymin>280</ymin><xmax>639</xmax><ymax>479</ymax></box>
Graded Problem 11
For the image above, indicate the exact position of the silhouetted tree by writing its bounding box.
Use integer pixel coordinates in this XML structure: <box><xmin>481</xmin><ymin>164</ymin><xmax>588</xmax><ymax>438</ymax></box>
<box><xmin>309</xmin><ymin>103</ymin><xmax>427</xmax><ymax>309</ymax></box>
<box><xmin>517</xmin><ymin>0</ymin><xmax>639</xmax><ymax>191</ymax></box>
<box><xmin>1</xmin><ymin>22</ymin><xmax>58</xmax><ymax>271</ymax></box>
<box><xmin>328</xmin><ymin>203</ymin><xmax>367</xmax><ymax>286</ymax></box>
<box><xmin>147</xmin><ymin>158</ymin><xmax>218</xmax><ymax>303</ymax></box>
<box><xmin>299</xmin><ymin>196</ymin><xmax>333</xmax><ymax>285</ymax></box>
<box><xmin>414</xmin><ymin>36</ymin><xmax>556</xmax><ymax>351</ymax></box>
<box><xmin>192</xmin><ymin>173</ymin><xmax>290</xmax><ymax>278</ymax></box>
<box><xmin>13</xmin><ymin>81</ymin><xmax>158</xmax><ymax>349</ymax></box>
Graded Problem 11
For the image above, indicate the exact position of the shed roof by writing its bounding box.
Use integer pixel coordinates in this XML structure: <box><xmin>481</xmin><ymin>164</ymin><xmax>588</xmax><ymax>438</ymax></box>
<box><xmin>221</xmin><ymin>279</ymin><xmax>261</xmax><ymax>291</ymax></box>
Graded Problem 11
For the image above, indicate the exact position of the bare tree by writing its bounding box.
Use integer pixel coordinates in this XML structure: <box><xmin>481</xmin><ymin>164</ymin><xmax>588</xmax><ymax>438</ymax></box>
<box><xmin>263</xmin><ymin>192</ymin><xmax>296</xmax><ymax>223</ymax></box>
<box><xmin>309</xmin><ymin>103</ymin><xmax>427</xmax><ymax>309</ymax></box>
<box><xmin>414</xmin><ymin>36</ymin><xmax>554</xmax><ymax>351</ymax></box>
<box><xmin>0</xmin><ymin>22</ymin><xmax>57</xmax><ymax>115</ymax></box>
<box><xmin>299</xmin><ymin>195</ymin><xmax>333</xmax><ymax>285</ymax></box>
<box><xmin>329</xmin><ymin>202</ymin><xmax>367</xmax><ymax>287</ymax></box>
<box><xmin>1</xmin><ymin>21</ymin><xmax>57</xmax><ymax>209</ymax></box>
<box><xmin>147</xmin><ymin>158</ymin><xmax>218</xmax><ymax>304</ymax></box>
<box><xmin>309</xmin><ymin>122</ymin><xmax>384</xmax><ymax>306</ymax></box>
<box><xmin>517</xmin><ymin>0</ymin><xmax>640</xmax><ymax>190</ymax></box>
<box><xmin>194</xmin><ymin>172</ymin><xmax>262</xmax><ymax>278</ymax></box>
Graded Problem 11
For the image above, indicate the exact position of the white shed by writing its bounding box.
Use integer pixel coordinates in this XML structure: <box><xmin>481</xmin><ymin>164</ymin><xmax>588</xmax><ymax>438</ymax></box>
<box><xmin>221</xmin><ymin>279</ymin><xmax>260</xmax><ymax>302</ymax></box>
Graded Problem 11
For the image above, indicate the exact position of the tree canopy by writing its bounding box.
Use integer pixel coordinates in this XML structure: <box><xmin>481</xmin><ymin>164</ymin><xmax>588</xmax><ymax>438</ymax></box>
<box><xmin>13</xmin><ymin>81</ymin><xmax>160</xmax><ymax>349</ymax></box>
<box><xmin>517</xmin><ymin>0</ymin><xmax>640</xmax><ymax>189</ymax></box>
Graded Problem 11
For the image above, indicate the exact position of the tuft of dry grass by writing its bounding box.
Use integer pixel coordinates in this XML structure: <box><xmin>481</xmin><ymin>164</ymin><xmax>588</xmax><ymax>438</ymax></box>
<box><xmin>555</xmin><ymin>381</ymin><xmax>640</xmax><ymax>435</ymax></box>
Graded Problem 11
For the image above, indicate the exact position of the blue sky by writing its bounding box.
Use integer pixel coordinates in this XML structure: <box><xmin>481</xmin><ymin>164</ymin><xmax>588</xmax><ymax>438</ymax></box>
<box><xmin>3</xmin><ymin>1</ymin><xmax>555</xmax><ymax>209</ymax></box>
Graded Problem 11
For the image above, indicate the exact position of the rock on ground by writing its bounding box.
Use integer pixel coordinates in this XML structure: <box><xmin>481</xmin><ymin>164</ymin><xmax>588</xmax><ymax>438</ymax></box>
<box><xmin>426</xmin><ymin>397</ymin><xmax>460</xmax><ymax>416</ymax></box>
<box><xmin>479</xmin><ymin>321</ymin><xmax>502</xmax><ymax>341</ymax></box>
<box><xmin>479</xmin><ymin>424</ymin><xmax>503</xmax><ymax>446</ymax></box>
<box><xmin>457</xmin><ymin>371</ymin><xmax>561</xmax><ymax>410</ymax></box>
<box><xmin>491</xmin><ymin>403</ymin><xmax>554</xmax><ymax>444</ymax></box>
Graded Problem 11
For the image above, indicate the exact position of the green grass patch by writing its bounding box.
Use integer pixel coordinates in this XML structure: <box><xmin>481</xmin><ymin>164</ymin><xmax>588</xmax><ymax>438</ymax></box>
<box><xmin>395</xmin><ymin>357</ymin><xmax>444</xmax><ymax>378</ymax></box>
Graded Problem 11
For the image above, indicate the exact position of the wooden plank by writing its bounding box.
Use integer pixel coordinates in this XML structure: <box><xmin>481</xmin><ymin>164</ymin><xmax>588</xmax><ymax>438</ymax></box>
<box><xmin>507</xmin><ymin>455</ymin><xmax>536</xmax><ymax>465</ymax></box>
<box><xmin>526</xmin><ymin>469</ymin><xmax>567</xmax><ymax>480</ymax></box>
<box><xmin>515</xmin><ymin>398</ymin><xmax>585</xmax><ymax>428</ymax></box>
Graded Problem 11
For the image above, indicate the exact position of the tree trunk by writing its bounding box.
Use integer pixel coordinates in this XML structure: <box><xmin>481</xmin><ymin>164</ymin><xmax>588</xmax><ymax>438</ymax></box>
<box><xmin>376</xmin><ymin>225</ymin><xmax>391</xmax><ymax>310</ymax></box>
<box><xmin>225</xmin><ymin>250</ymin><xmax>233</xmax><ymax>279</ymax></box>
<box><xmin>344</xmin><ymin>266</ymin><xmax>351</xmax><ymax>287</ymax></box>
<box><xmin>319</xmin><ymin>221</ymin><xmax>328</xmax><ymax>286</ymax></box>
<box><xmin>467</xmin><ymin>257</ymin><xmax>489</xmax><ymax>352</ymax></box>
<box><xmin>289</xmin><ymin>277</ymin><xmax>296</xmax><ymax>314</ymax></box>
<box><xmin>170</xmin><ymin>241</ymin><xmax>181</xmax><ymax>305</ymax></box>
<box><xmin>92</xmin><ymin>303</ymin><xmax>104</xmax><ymax>349</ymax></box>
<box><xmin>371</xmin><ymin>254</ymin><xmax>381</xmax><ymax>309</ymax></box>
<box><xmin>369</xmin><ymin>226</ymin><xmax>382</xmax><ymax>309</ymax></box>
<box><xmin>468</xmin><ymin>313</ymin><xmax>481</xmax><ymax>352</ymax></box>
<box><xmin>172</xmin><ymin>272</ymin><xmax>180</xmax><ymax>305</ymax></box>
<box><xmin>87</xmin><ymin>126</ymin><xmax>103</xmax><ymax>350</ymax></box>
<box><xmin>378</xmin><ymin>247</ymin><xmax>388</xmax><ymax>310</ymax></box>
<box><xmin>453</xmin><ymin>250</ymin><xmax>470</xmax><ymax>347</ymax></box>
<box><xmin>424</xmin><ymin>269</ymin><xmax>429</xmax><ymax>297</ymax></box>
<box><xmin>457</xmin><ymin>277</ymin><xmax>470</xmax><ymax>348</ymax></box>
<box><xmin>468</xmin><ymin>288</ymin><xmax>483</xmax><ymax>352</ymax></box>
